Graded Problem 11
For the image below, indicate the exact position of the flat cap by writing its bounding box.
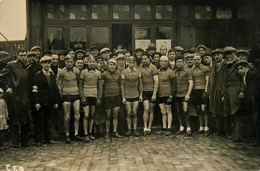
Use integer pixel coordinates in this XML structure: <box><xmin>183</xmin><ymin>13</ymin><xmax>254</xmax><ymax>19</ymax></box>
<box><xmin>42</xmin><ymin>50</ymin><xmax>52</xmax><ymax>57</ymax></box>
<box><xmin>108</xmin><ymin>59</ymin><xmax>117</xmax><ymax>65</ymax></box>
<box><xmin>146</xmin><ymin>46</ymin><xmax>156</xmax><ymax>51</ymax></box>
<box><xmin>115</xmin><ymin>49</ymin><xmax>124</xmax><ymax>54</ymax></box>
<box><xmin>237</xmin><ymin>50</ymin><xmax>249</xmax><ymax>56</ymax></box>
<box><xmin>234</xmin><ymin>60</ymin><xmax>248</xmax><ymax>68</ymax></box>
<box><xmin>223</xmin><ymin>46</ymin><xmax>237</xmax><ymax>53</ymax></box>
<box><xmin>174</xmin><ymin>46</ymin><xmax>184</xmax><ymax>52</ymax></box>
<box><xmin>135</xmin><ymin>48</ymin><xmax>144</xmax><ymax>52</ymax></box>
<box><xmin>100</xmin><ymin>47</ymin><xmax>110</xmax><ymax>54</ymax></box>
<box><xmin>116</xmin><ymin>54</ymin><xmax>125</xmax><ymax>60</ymax></box>
<box><xmin>197</xmin><ymin>45</ymin><xmax>208</xmax><ymax>50</ymax></box>
<box><xmin>184</xmin><ymin>54</ymin><xmax>194</xmax><ymax>59</ymax></box>
<box><xmin>212</xmin><ymin>49</ymin><xmax>224</xmax><ymax>54</ymax></box>
<box><xmin>31</xmin><ymin>46</ymin><xmax>42</xmax><ymax>51</ymax></box>
<box><xmin>89</xmin><ymin>46</ymin><xmax>100</xmax><ymax>51</ymax></box>
<box><xmin>75</xmin><ymin>49</ymin><xmax>85</xmax><ymax>54</ymax></box>
<box><xmin>202</xmin><ymin>52</ymin><xmax>212</xmax><ymax>58</ymax></box>
<box><xmin>27</xmin><ymin>51</ymin><xmax>37</xmax><ymax>57</ymax></box>
<box><xmin>0</xmin><ymin>51</ymin><xmax>9</xmax><ymax>58</ymax></box>
<box><xmin>40</xmin><ymin>56</ymin><xmax>52</xmax><ymax>63</ymax></box>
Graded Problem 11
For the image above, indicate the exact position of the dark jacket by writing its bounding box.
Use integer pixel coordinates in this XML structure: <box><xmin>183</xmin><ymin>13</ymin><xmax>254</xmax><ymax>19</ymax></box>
<box><xmin>33</xmin><ymin>70</ymin><xmax>59</xmax><ymax>107</ymax></box>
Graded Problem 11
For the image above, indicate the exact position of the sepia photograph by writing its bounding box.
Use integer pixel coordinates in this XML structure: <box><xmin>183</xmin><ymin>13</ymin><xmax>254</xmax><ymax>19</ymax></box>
<box><xmin>0</xmin><ymin>0</ymin><xmax>260</xmax><ymax>170</ymax></box>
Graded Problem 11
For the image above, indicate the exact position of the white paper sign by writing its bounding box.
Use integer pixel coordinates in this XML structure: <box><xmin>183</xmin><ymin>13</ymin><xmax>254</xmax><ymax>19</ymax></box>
<box><xmin>156</xmin><ymin>39</ymin><xmax>171</xmax><ymax>52</ymax></box>
<box><xmin>135</xmin><ymin>39</ymin><xmax>151</xmax><ymax>50</ymax></box>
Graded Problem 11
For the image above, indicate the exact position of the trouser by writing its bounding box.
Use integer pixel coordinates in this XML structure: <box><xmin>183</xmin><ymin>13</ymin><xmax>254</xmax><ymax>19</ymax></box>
<box><xmin>0</xmin><ymin>130</ymin><xmax>4</xmax><ymax>147</ymax></box>
<box><xmin>34</xmin><ymin>105</ymin><xmax>53</xmax><ymax>143</ymax></box>
<box><xmin>11</xmin><ymin>123</ymin><xmax>29</xmax><ymax>146</ymax></box>
<box><xmin>230</xmin><ymin>114</ymin><xmax>241</xmax><ymax>140</ymax></box>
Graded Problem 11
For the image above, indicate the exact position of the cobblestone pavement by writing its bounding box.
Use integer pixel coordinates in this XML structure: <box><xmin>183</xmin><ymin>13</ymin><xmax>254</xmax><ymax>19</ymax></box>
<box><xmin>0</xmin><ymin>133</ymin><xmax>260</xmax><ymax>171</ymax></box>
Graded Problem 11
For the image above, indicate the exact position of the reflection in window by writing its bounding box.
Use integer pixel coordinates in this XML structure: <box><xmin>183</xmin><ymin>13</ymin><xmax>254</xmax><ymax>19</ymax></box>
<box><xmin>70</xmin><ymin>5</ymin><xmax>87</xmax><ymax>19</ymax></box>
<box><xmin>113</xmin><ymin>5</ymin><xmax>129</xmax><ymax>20</ymax></box>
<box><xmin>134</xmin><ymin>5</ymin><xmax>151</xmax><ymax>19</ymax></box>
<box><xmin>92</xmin><ymin>5</ymin><xmax>108</xmax><ymax>20</ymax></box>
<box><xmin>216</xmin><ymin>7</ymin><xmax>232</xmax><ymax>19</ymax></box>
<box><xmin>70</xmin><ymin>27</ymin><xmax>87</xmax><ymax>50</ymax></box>
<box><xmin>156</xmin><ymin>5</ymin><xmax>172</xmax><ymax>20</ymax></box>
<box><xmin>195</xmin><ymin>6</ymin><xmax>211</xmax><ymax>20</ymax></box>
<box><xmin>135</xmin><ymin>27</ymin><xmax>151</xmax><ymax>49</ymax></box>
<box><xmin>48</xmin><ymin>27</ymin><xmax>65</xmax><ymax>50</ymax></box>
<box><xmin>47</xmin><ymin>4</ymin><xmax>65</xmax><ymax>19</ymax></box>
<box><xmin>156</xmin><ymin>27</ymin><xmax>172</xmax><ymax>52</ymax></box>
<box><xmin>92</xmin><ymin>27</ymin><xmax>109</xmax><ymax>47</ymax></box>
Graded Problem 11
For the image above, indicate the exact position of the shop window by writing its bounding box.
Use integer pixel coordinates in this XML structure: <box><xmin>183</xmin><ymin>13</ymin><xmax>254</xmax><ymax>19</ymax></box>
<box><xmin>47</xmin><ymin>4</ymin><xmax>65</xmax><ymax>19</ymax></box>
<box><xmin>113</xmin><ymin>5</ymin><xmax>130</xmax><ymax>20</ymax></box>
<box><xmin>92</xmin><ymin>5</ymin><xmax>108</xmax><ymax>20</ymax></box>
<box><xmin>70</xmin><ymin>27</ymin><xmax>87</xmax><ymax>50</ymax></box>
<box><xmin>70</xmin><ymin>5</ymin><xmax>87</xmax><ymax>19</ymax></box>
<box><xmin>135</xmin><ymin>27</ymin><xmax>151</xmax><ymax>49</ymax></box>
<box><xmin>195</xmin><ymin>6</ymin><xmax>211</xmax><ymax>20</ymax></box>
<box><xmin>91</xmin><ymin>27</ymin><xmax>109</xmax><ymax>47</ymax></box>
<box><xmin>195</xmin><ymin>25</ymin><xmax>211</xmax><ymax>48</ymax></box>
<box><xmin>216</xmin><ymin>7</ymin><xmax>232</xmax><ymax>19</ymax></box>
<box><xmin>134</xmin><ymin>5</ymin><xmax>151</xmax><ymax>20</ymax></box>
<box><xmin>47</xmin><ymin>27</ymin><xmax>65</xmax><ymax>50</ymax></box>
<box><xmin>156</xmin><ymin>5</ymin><xmax>172</xmax><ymax>20</ymax></box>
<box><xmin>156</xmin><ymin>27</ymin><xmax>172</xmax><ymax>50</ymax></box>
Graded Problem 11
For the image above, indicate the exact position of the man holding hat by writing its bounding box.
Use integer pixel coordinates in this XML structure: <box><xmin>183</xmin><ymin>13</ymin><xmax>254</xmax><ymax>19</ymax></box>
<box><xmin>32</xmin><ymin>56</ymin><xmax>59</xmax><ymax>146</ymax></box>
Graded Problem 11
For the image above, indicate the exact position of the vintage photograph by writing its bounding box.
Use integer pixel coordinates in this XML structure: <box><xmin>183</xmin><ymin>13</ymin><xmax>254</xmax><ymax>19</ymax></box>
<box><xmin>0</xmin><ymin>0</ymin><xmax>260</xmax><ymax>170</ymax></box>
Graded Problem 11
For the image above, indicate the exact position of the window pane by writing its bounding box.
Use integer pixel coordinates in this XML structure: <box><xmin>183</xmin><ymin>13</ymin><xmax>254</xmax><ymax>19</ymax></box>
<box><xmin>156</xmin><ymin>5</ymin><xmax>172</xmax><ymax>20</ymax></box>
<box><xmin>48</xmin><ymin>27</ymin><xmax>65</xmax><ymax>50</ymax></box>
<box><xmin>70</xmin><ymin>5</ymin><xmax>87</xmax><ymax>19</ymax></box>
<box><xmin>113</xmin><ymin>5</ymin><xmax>129</xmax><ymax>20</ymax></box>
<box><xmin>135</xmin><ymin>27</ymin><xmax>151</xmax><ymax>49</ymax></box>
<box><xmin>92</xmin><ymin>5</ymin><xmax>108</xmax><ymax>20</ymax></box>
<box><xmin>92</xmin><ymin>27</ymin><xmax>109</xmax><ymax>47</ymax></box>
<box><xmin>237</xmin><ymin>6</ymin><xmax>253</xmax><ymax>19</ymax></box>
<box><xmin>47</xmin><ymin>4</ymin><xmax>65</xmax><ymax>19</ymax></box>
<box><xmin>156</xmin><ymin>27</ymin><xmax>172</xmax><ymax>52</ymax></box>
<box><xmin>195</xmin><ymin>6</ymin><xmax>211</xmax><ymax>20</ymax></box>
<box><xmin>195</xmin><ymin>25</ymin><xmax>211</xmax><ymax>47</ymax></box>
<box><xmin>134</xmin><ymin>5</ymin><xmax>151</xmax><ymax>20</ymax></box>
<box><xmin>216</xmin><ymin>7</ymin><xmax>232</xmax><ymax>19</ymax></box>
<box><xmin>70</xmin><ymin>27</ymin><xmax>87</xmax><ymax>50</ymax></box>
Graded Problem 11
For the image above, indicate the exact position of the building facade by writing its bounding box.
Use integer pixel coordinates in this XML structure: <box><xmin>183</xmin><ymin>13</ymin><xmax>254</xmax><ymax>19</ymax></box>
<box><xmin>27</xmin><ymin>0</ymin><xmax>260</xmax><ymax>52</ymax></box>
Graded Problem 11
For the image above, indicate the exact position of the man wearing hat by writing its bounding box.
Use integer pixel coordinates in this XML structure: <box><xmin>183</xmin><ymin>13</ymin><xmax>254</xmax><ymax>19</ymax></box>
<box><xmin>235</xmin><ymin>60</ymin><xmax>260</xmax><ymax>145</ymax></box>
<box><xmin>98</xmin><ymin>59</ymin><xmax>122</xmax><ymax>139</ymax></box>
<box><xmin>184</xmin><ymin>54</ymin><xmax>194</xmax><ymax>69</ymax></box>
<box><xmin>197</xmin><ymin>45</ymin><xmax>208</xmax><ymax>56</ymax></box>
<box><xmin>237</xmin><ymin>49</ymin><xmax>257</xmax><ymax>72</ymax></box>
<box><xmin>209</xmin><ymin>49</ymin><xmax>226</xmax><ymax>135</ymax></box>
<box><xmin>30</xmin><ymin>46</ymin><xmax>42</xmax><ymax>60</ymax></box>
<box><xmin>147</xmin><ymin>46</ymin><xmax>156</xmax><ymax>56</ymax></box>
<box><xmin>90</xmin><ymin>46</ymin><xmax>100</xmax><ymax>58</ymax></box>
<box><xmin>100</xmin><ymin>47</ymin><xmax>111</xmax><ymax>62</ymax></box>
<box><xmin>202</xmin><ymin>53</ymin><xmax>212</xmax><ymax>69</ymax></box>
<box><xmin>222</xmin><ymin>46</ymin><xmax>243</xmax><ymax>142</ymax></box>
<box><xmin>75</xmin><ymin>49</ymin><xmax>85</xmax><ymax>60</ymax></box>
<box><xmin>168</xmin><ymin>49</ymin><xmax>176</xmax><ymax>70</ymax></box>
<box><xmin>32</xmin><ymin>56</ymin><xmax>59</xmax><ymax>146</ymax></box>
<box><xmin>173</xmin><ymin>46</ymin><xmax>184</xmax><ymax>58</ymax></box>
<box><xmin>0</xmin><ymin>48</ymin><xmax>31</xmax><ymax>148</ymax></box>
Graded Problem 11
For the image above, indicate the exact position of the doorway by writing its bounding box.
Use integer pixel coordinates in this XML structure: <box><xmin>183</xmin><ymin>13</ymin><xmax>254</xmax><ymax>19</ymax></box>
<box><xmin>112</xmin><ymin>24</ymin><xmax>132</xmax><ymax>51</ymax></box>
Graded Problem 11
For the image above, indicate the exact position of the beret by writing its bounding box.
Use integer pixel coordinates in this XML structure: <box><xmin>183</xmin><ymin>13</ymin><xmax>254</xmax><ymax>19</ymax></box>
<box><xmin>174</xmin><ymin>46</ymin><xmax>184</xmax><ymax>52</ymax></box>
<box><xmin>27</xmin><ymin>51</ymin><xmax>37</xmax><ymax>57</ymax></box>
<box><xmin>212</xmin><ymin>49</ymin><xmax>224</xmax><ymax>54</ymax></box>
<box><xmin>237</xmin><ymin>50</ymin><xmax>249</xmax><ymax>56</ymax></box>
<box><xmin>75</xmin><ymin>49</ymin><xmax>85</xmax><ymax>54</ymax></box>
<box><xmin>234</xmin><ymin>60</ymin><xmax>248</xmax><ymax>68</ymax></box>
<box><xmin>40</xmin><ymin>56</ymin><xmax>52</xmax><ymax>63</ymax></box>
<box><xmin>223</xmin><ymin>46</ymin><xmax>237</xmax><ymax>53</ymax></box>
<box><xmin>184</xmin><ymin>54</ymin><xmax>194</xmax><ymax>59</ymax></box>
<box><xmin>108</xmin><ymin>59</ymin><xmax>117</xmax><ymax>65</ymax></box>
<box><xmin>197</xmin><ymin>45</ymin><xmax>208</xmax><ymax>50</ymax></box>
<box><xmin>116</xmin><ymin>54</ymin><xmax>125</xmax><ymax>60</ymax></box>
<box><xmin>100</xmin><ymin>47</ymin><xmax>110</xmax><ymax>54</ymax></box>
<box><xmin>135</xmin><ymin>48</ymin><xmax>144</xmax><ymax>52</ymax></box>
<box><xmin>89</xmin><ymin>46</ymin><xmax>100</xmax><ymax>51</ymax></box>
<box><xmin>31</xmin><ymin>46</ymin><xmax>42</xmax><ymax>51</ymax></box>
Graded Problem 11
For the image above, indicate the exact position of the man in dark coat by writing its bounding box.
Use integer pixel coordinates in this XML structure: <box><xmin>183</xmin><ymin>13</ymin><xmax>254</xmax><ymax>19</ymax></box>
<box><xmin>0</xmin><ymin>48</ymin><xmax>31</xmax><ymax>148</ymax></box>
<box><xmin>222</xmin><ymin>47</ymin><xmax>243</xmax><ymax>142</ymax></box>
<box><xmin>32</xmin><ymin>56</ymin><xmax>59</xmax><ymax>146</ymax></box>
<box><xmin>209</xmin><ymin>49</ymin><xmax>226</xmax><ymax>135</ymax></box>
